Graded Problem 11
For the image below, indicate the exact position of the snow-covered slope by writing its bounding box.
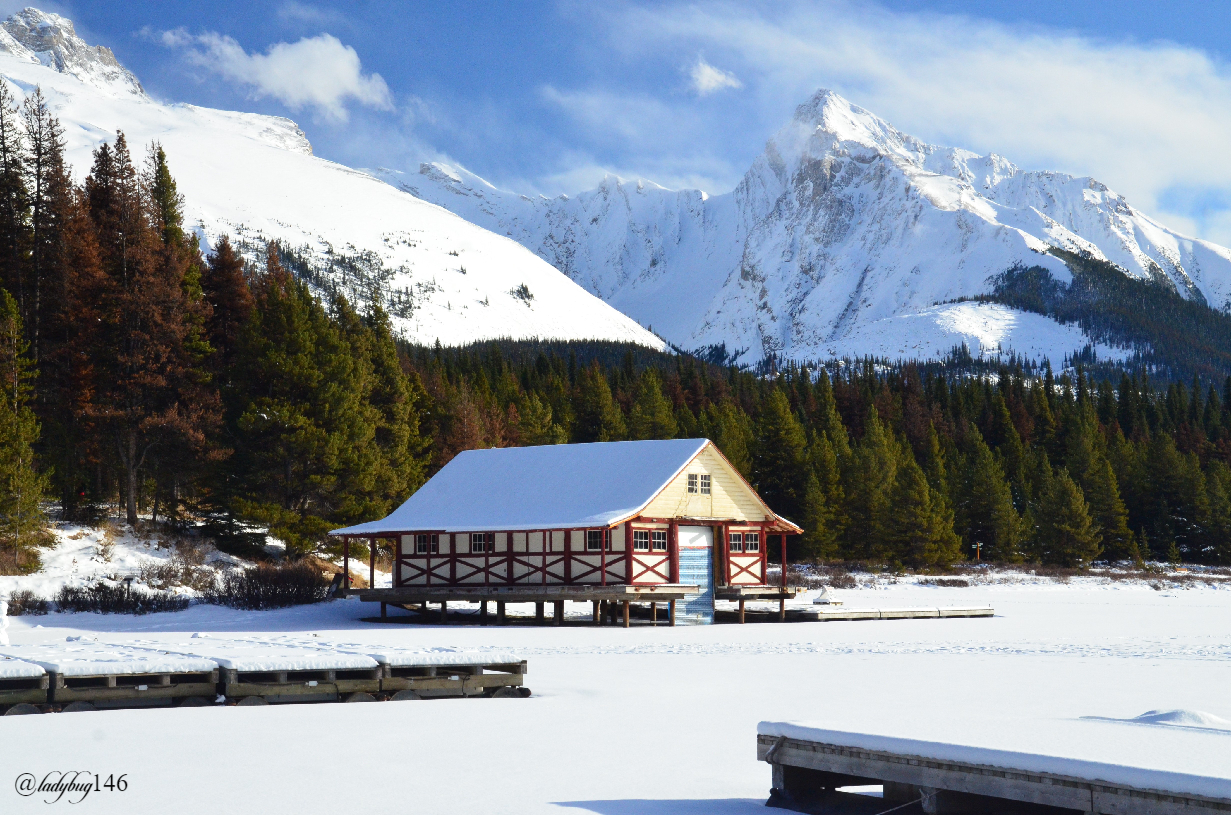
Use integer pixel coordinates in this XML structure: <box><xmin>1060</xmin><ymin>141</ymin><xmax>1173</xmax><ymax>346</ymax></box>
<box><xmin>395</xmin><ymin>90</ymin><xmax>1231</xmax><ymax>364</ymax></box>
<box><xmin>0</xmin><ymin>9</ymin><xmax>663</xmax><ymax>350</ymax></box>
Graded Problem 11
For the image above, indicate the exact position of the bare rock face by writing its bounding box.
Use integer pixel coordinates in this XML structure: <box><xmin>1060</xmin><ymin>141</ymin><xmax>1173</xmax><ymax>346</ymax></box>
<box><xmin>1</xmin><ymin>7</ymin><xmax>144</xmax><ymax>95</ymax></box>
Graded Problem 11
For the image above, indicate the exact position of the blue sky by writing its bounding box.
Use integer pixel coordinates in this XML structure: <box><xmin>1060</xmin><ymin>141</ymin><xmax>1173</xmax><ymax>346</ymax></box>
<box><xmin>25</xmin><ymin>0</ymin><xmax>1231</xmax><ymax>245</ymax></box>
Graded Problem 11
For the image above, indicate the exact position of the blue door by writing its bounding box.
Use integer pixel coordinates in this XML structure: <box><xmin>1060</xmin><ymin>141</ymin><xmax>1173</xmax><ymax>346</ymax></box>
<box><xmin>676</xmin><ymin>526</ymin><xmax>714</xmax><ymax>625</ymax></box>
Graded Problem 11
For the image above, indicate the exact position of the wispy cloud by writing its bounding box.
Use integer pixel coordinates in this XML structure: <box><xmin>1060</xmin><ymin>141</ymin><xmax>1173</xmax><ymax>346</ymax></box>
<box><xmin>689</xmin><ymin>57</ymin><xmax>742</xmax><ymax>95</ymax></box>
<box><xmin>276</xmin><ymin>2</ymin><xmax>345</xmax><ymax>28</ymax></box>
<box><xmin>610</xmin><ymin>0</ymin><xmax>1231</xmax><ymax>245</ymax></box>
<box><xmin>158</xmin><ymin>29</ymin><xmax>391</xmax><ymax>123</ymax></box>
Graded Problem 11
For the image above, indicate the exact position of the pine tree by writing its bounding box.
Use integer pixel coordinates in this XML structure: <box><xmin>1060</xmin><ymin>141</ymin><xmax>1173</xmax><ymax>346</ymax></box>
<box><xmin>0</xmin><ymin>288</ymin><xmax>48</xmax><ymax>570</ymax></box>
<box><xmin>201</xmin><ymin>235</ymin><xmax>253</xmax><ymax>379</ymax></box>
<box><xmin>0</xmin><ymin>83</ymin><xmax>28</xmax><ymax>332</ymax></box>
<box><xmin>1036</xmin><ymin>469</ymin><xmax>1101</xmax><ymax>567</ymax></box>
<box><xmin>628</xmin><ymin>368</ymin><xmax>677</xmax><ymax>439</ymax></box>
<box><xmin>957</xmin><ymin>429</ymin><xmax>1022</xmax><ymax>562</ymax></box>
<box><xmin>22</xmin><ymin>87</ymin><xmax>65</xmax><ymax>362</ymax></box>
<box><xmin>86</xmin><ymin>134</ymin><xmax>221</xmax><ymax>525</ymax></box>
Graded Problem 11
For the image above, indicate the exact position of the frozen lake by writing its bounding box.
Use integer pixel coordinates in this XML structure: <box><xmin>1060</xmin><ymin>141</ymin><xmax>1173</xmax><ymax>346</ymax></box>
<box><xmin>2</xmin><ymin>579</ymin><xmax>1229</xmax><ymax>813</ymax></box>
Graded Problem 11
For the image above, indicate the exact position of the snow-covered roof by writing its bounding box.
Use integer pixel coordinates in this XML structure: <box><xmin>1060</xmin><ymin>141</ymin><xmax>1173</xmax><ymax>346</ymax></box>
<box><xmin>332</xmin><ymin>439</ymin><xmax>713</xmax><ymax>535</ymax></box>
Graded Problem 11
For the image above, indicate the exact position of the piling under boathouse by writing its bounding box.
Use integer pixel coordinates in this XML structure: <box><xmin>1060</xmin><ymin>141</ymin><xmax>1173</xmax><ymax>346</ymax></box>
<box><xmin>331</xmin><ymin>439</ymin><xmax>802</xmax><ymax>626</ymax></box>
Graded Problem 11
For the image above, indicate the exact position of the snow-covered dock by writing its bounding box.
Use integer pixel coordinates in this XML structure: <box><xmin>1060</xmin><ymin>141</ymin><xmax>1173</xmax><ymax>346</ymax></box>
<box><xmin>0</xmin><ymin>642</ymin><xmax>218</xmax><ymax>710</ymax></box>
<box><xmin>0</xmin><ymin>655</ymin><xmax>48</xmax><ymax>710</ymax></box>
<box><xmin>757</xmin><ymin>716</ymin><xmax>1231</xmax><ymax>814</ymax></box>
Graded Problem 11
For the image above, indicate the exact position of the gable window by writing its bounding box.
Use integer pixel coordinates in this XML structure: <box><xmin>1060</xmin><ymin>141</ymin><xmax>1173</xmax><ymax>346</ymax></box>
<box><xmin>586</xmin><ymin>529</ymin><xmax>611</xmax><ymax>551</ymax></box>
<box><xmin>744</xmin><ymin>532</ymin><xmax>760</xmax><ymax>553</ymax></box>
<box><xmin>728</xmin><ymin>532</ymin><xmax>743</xmax><ymax>553</ymax></box>
<box><xmin>651</xmin><ymin>530</ymin><xmax>668</xmax><ymax>551</ymax></box>
<box><xmin>471</xmin><ymin>532</ymin><xmax>494</xmax><ymax>553</ymax></box>
<box><xmin>633</xmin><ymin>530</ymin><xmax>650</xmax><ymax>552</ymax></box>
<box><xmin>415</xmin><ymin>534</ymin><xmax>439</xmax><ymax>554</ymax></box>
<box><xmin>700</xmin><ymin>474</ymin><xmax>711</xmax><ymax>495</ymax></box>
<box><xmin>687</xmin><ymin>474</ymin><xmax>698</xmax><ymax>493</ymax></box>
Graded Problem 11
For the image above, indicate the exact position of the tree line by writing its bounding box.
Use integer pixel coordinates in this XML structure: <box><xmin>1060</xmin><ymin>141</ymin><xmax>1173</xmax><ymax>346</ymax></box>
<box><xmin>405</xmin><ymin>341</ymin><xmax>1231</xmax><ymax>570</ymax></box>
<box><xmin>0</xmin><ymin>85</ymin><xmax>1229</xmax><ymax>572</ymax></box>
<box><xmin>0</xmin><ymin>87</ymin><xmax>427</xmax><ymax>569</ymax></box>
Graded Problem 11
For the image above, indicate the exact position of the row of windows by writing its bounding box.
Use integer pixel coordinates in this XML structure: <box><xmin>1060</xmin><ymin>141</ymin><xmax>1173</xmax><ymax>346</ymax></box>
<box><xmin>729</xmin><ymin>532</ymin><xmax>760</xmax><ymax>553</ymax></box>
<box><xmin>686</xmin><ymin>473</ymin><xmax>712</xmax><ymax>495</ymax></box>
<box><xmin>412</xmin><ymin>529</ymin><xmax>760</xmax><ymax>555</ymax></box>
<box><xmin>632</xmin><ymin>530</ymin><xmax>668</xmax><ymax>552</ymax></box>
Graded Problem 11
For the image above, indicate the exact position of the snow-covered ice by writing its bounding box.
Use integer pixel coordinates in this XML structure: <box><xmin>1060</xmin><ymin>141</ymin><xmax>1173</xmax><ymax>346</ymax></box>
<box><xmin>152</xmin><ymin>636</ymin><xmax>378</xmax><ymax>673</ymax></box>
<box><xmin>2</xmin><ymin>579</ymin><xmax>1229</xmax><ymax>813</ymax></box>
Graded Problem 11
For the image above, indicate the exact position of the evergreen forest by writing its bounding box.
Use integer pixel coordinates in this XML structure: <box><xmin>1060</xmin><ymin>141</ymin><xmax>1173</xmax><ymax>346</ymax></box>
<box><xmin>0</xmin><ymin>92</ymin><xmax>1230</xmax><ymax>573</ymax></box>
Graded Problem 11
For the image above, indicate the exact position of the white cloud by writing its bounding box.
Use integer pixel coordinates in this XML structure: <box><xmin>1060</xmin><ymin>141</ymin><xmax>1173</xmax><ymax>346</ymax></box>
<box><xmin>606</xmin><ymin>1</ymin><xmax>1231</xmax><ymax>244</ymax></box>
<box><xmin>689</xmin><ymin>57</ymin><xmax>742</xmax><ymax>95</ymax></box>
<box><xmin>161</xmin><ymin>30</ymin><xmax>391</xmax><ymax>122</ymax></box>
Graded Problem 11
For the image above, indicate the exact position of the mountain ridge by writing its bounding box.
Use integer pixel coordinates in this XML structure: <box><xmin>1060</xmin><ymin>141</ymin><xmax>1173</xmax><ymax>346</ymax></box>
<box><xmin>0</xmin><ymin>8</ymin><xmax>664</xmax><ymax>351</ymax></box>
<box><xmin>394</xmin><ymin>88</ymin><xmax>1231</xmax><ymax>365</ymax></box>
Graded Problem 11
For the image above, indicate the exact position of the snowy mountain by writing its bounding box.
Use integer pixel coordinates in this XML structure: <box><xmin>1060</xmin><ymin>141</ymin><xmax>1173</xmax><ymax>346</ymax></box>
<box><xmin>0</xmin><ymin>9</ymin><xmax>663</xmax><ymax>350</ymax></box>
<box><xmin>392</xmin><ymin>90</ymin><xmax>1231</xmax><ymax>364</ymax></box>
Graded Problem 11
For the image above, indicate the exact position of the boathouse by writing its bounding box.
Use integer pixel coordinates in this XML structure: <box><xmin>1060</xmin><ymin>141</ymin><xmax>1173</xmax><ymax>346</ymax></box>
<box><xmin>331</xmin><ymin>438</ymin><xmax>802</xmax><ymax>625</ymax></box>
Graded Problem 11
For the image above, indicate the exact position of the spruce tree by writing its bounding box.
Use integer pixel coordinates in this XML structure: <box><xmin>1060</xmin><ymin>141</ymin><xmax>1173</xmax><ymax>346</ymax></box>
<box><xmin>1036</xmin><ymin>469</ymin><xmax>1101</xmax><ymax>567</ymax></box>
<box><xmin>230</xmin><ymin>247</ymin><xmax>381</xmax><ymax>553</ymax></box>
<box><xmin>841</xmin><ymin>408</ymin><xmax>900</xmax><ymax>560</ymax></box>
<box><xmin>22</xmin><ymin>87</ymin><xmax>65</xmax><ymax>361</ymax></box>
<box><xmin>573</xmin><ymin>361</ymin><xmax>625</xmax><ymax>442</ymax></box>
<box><xmin>708</xmin><ymin>401</ymin><xmax>754</xmax><ymax>477</ymax></box>
<box><xmin>0</xmin><ymin>288</ymin><xmax>48</xmax><ymax>570</ymax></box>
<box><xmin>518</xmin><ymin>392</ymin><xmax>566</xmax><ymax>445</ymax></box>
<box><xmin>884</xmin><ymin>454</ymin><xmax>961</xmax><ymax>569</ymax></box>
<box><xmin>751</xmin><ymin>389</ymin><xmax>810</xmax><ymax>525</ymax></box>
<box><xmin>628</xmin><ymin>369</ymin><xmax>677</xmax><ymax>439</ymax></box>
<box><xmin>958</xmin><ymin>429</ymin><xmax>1022</xmax><ymax>562</ymax></box>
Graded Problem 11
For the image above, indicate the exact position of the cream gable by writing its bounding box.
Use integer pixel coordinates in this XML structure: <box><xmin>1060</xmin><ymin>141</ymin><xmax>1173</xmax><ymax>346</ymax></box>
<box><xmin>640</xmin><ymin>444</ymin><xmax>772</xmax><ymax>522</ymax></box>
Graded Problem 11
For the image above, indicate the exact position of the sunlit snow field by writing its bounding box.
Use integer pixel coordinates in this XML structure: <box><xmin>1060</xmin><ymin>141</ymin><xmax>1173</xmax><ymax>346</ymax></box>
<box><xmin>3</xmin><ymin>579</ymin><xmax>1230</xmax><ymax>814</ymax></box>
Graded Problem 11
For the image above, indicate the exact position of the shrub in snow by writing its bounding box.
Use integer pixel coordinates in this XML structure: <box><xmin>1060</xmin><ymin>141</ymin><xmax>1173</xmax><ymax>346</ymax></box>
<box><xmin>5</xmin><ymin>588</ymin><xmax>49</xmax><ymax>615</ymax></box>
<box><xmin>204</xmin><ymin>561</ymin><xmax>329</xmax><ymax>610</ymax></box>
<box><xmin>55</xmin><ymin>582</ymin><xmax>190</xmax><ymax>614</ymax></box>
<box><xmin>136</xmin><ymin>543</ymin><xmax>217</xmax><ymax>592</ymax></box>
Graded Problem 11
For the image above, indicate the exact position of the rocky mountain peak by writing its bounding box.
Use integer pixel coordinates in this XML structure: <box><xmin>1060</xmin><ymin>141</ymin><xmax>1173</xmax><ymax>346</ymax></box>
<box><xmin>1</xmin><ymin>8</ymin><xmax>144</xmax><ymax>96</ymax></box>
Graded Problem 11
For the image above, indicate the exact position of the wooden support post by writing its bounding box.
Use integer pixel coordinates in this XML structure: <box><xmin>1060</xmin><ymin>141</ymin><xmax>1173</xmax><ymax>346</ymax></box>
<box><xmin>343</xmin><ymin>537</ymin><xmax>350</xmax><ymax>594</ymax></box>
<box><xmin>553</xmin><ymin>600</ymin><xmax>564</xmax><ymax>625</ymax></box>
<box><xmin>779</xmin><ymin>597</ymin><xmax>786</xmax><ymax>622</ymax></box>
<box><xmin>739</xmin><ymin>598</ymin><xmax>746</xmax><ymax>624</ymax></box>
<box><xmin>440</xmin><ymin>600</ymin><xmax>448</xmax><ymax>624</ymax></box>
<box><xmin>535</xmin><ymin>602</ymin><xmax>545</xmax><ymax>624</ymax></box>
<box><xmin>780</xmin><ymin>533</ymin><xmax>788</xmax><ymax>589</ymax></box>
<box><xmin>669</xmin><ymin>599</ymin><xmax>676</xmax><ymax>626</ymax></box>
<box><xmin>592</xmin><ymin>600</ymin><xmax>600</xmax><ymax>624</ymax></box>
<box><xmin>622</xmin><ymin>600</ymin><xmax>630</xmax><ymax>628</ymax></box>
<box><xmin>598</xmin><ymin>599</ymin><xmax>607</xmax><ymax>626</ymax></box>
<box><xmin>497</xmin><ymin>600</ymin><xmax>506</xmax><ymax>625</ymax></box>
<box><xmin>381</xmin><ymin>602</ymin><xmax>387</xmax><ymax>620</ymax></box>
<box><xmin>369</xmin><ymin>537</ymin><xmax>376</xmax><ymax>589</ymax></box>
<box><xmin>480</xmin><ymin>601</ymin><xmax>488</xmax><ymax>625</ymax></box>
<box><xmin>651</xmin><ymin>602</ymin><xmax>657</xmax><ymax>623</ymax></box>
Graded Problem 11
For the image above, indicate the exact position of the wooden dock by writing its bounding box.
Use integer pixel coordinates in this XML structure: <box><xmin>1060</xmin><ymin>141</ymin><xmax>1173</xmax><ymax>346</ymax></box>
<box><xmin>0</xmin><ymin>660</ymin><xmax>49</xmax><ymax>712</ymax></box>
<box><xmin>52</xmin><ymin>668</ymin><xmax>219</xmax><ymax>709</ymax></box>
<box><xmin>757</xmin><ymin>729</ymin><xmax>1231</xmax><ymax>815</ymax></box>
